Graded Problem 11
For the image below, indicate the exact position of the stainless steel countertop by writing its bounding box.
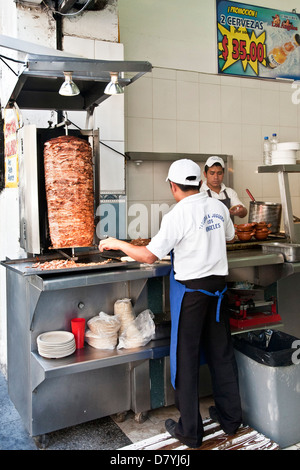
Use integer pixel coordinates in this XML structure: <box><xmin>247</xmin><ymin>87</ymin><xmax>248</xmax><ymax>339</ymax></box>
<box><xmin>2</xmin><ymin>248</ymin><xmax>287</xmax><ymax>291</ymax></box>
<box><xmin>227</xmin><ymin>249</ymin><xmax>284</xmax><ymax>268</ymax></box>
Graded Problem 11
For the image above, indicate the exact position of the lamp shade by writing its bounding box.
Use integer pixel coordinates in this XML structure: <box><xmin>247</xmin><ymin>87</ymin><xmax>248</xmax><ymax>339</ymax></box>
<box><xmin>104</xmin><ymin>72</ymin><xmax>124</xmax><ymax>95</ymax></box>
<box><xmin>59</xmin><ymin>72</ymin><xmax>80</xmax><ymax>96</ymax></box>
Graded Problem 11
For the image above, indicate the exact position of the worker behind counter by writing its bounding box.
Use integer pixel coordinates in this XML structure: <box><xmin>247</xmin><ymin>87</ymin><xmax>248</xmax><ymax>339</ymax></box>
<box><xmin>99</xmin><ymin>159</ymin><xmax>242</xmax><ymax>449</ymax></box>
<box><xmin>201</xmin><ymin>156</ymin><xmax>247</xmax><ymax>219</ymax></box>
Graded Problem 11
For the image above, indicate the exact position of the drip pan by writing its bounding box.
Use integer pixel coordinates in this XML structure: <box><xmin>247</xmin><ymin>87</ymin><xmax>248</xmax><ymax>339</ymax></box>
<box><xmin>261</xmin><ymin>242</ymin><xmax>300</xmax><ymax>262</ymax></box>
<box><xmin>0</xmin><ymin>251</ymin><xmax>140</xmax><ymax>276</ymax></box>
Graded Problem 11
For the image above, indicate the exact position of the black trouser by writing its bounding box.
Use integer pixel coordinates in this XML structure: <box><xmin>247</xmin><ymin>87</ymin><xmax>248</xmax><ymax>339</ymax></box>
<box><xmin>174</xmin><ymin>275</ymin><xmax>242</xmax><ymax>448</ymax></box>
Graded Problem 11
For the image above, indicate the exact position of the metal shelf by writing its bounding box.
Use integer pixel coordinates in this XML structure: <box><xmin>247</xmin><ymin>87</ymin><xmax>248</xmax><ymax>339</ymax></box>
<box><xmin>258</xmin><ymin>164</ymin><xmax>300</xmax><ymax>173</ymax></box>
<box><xmin>258</xmin><ymin>165</ymin><xmax>300</xmax><ymax>243</ymax></box>
<box><xmin>31</xmin><ymin>339</ymin><xmax>170</xmax><ymax>390</ymax></box>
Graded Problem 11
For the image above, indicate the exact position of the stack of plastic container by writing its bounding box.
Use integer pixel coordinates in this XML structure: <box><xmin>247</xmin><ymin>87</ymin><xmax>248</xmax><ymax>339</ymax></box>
<box><xmin>272</xmin><ymin>142</ymin><xmax>300</xmax><ymax>165</ymax></box>
<box><xmin>263</xmin><ymin>133</ymin><xmax>300</xmax><ymax>165</ymax></box>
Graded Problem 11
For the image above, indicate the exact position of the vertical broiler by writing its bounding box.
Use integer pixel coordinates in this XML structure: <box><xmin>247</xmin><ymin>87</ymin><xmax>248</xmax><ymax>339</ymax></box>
<box><xmin>19</xmin><ymin>125</ymin><xmax>101</xmax><ymax>258</ymax></box>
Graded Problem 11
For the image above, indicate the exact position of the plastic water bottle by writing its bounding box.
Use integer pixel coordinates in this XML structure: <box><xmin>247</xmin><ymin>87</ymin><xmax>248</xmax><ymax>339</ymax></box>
<box><xmin>270</xmin><ymin>133</ymin><xmax>279</xmax><ymax>151</ymax></box>
<box><xmin>263</xmin><ymin>136</ymin><xmax>272</xmax><ymax>165</ymax></box>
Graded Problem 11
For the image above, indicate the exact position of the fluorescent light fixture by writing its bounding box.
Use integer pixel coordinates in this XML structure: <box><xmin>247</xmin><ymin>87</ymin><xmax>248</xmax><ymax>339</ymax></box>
<box><xmin>104</xmin><ymin>72</ymin><xmax>124</xmax><ymax>95</ymax></box>
<box><xmin>59</xmin><ymin>71</ymin><xmax>80</xmax><ymax>96</ymax></box>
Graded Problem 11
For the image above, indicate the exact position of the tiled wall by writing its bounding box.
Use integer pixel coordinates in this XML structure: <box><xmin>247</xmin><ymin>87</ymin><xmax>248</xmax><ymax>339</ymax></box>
<box><xmin>125</xmin><ymin>67</ymin><xmax>300</xmax><ymax>236</ymax></box>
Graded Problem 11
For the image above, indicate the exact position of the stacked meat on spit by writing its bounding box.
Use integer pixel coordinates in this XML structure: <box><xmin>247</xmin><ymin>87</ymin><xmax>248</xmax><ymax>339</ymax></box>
<box><xmin>44</xmin><ymin>135</ymin><xmax>94</xmax><ymax>248</ymax></box>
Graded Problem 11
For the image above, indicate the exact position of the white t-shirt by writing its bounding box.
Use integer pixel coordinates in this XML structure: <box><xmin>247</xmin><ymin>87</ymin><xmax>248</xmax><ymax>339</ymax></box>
<box><xmin>147</xmin><ymin>192</ymin><xmax>235</xmax><ymax>281</ymax></box>
<box><xmin>200</xmin><ymin>182</ymin><xmax>245</xmax><ymax>208</ymax></box>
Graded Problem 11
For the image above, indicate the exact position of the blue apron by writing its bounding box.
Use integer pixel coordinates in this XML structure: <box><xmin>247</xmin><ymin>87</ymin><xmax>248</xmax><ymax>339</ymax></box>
<box><xmin>169</xmin><ymin>252</ymin><xmax>227</xmax><ymax>389</ymax></box>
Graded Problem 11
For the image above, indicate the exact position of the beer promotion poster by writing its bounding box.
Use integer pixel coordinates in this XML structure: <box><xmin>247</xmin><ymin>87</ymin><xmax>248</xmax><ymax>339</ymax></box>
<box><xmin>217</xmin><ymin>1</ymin><xmax>300</xmax><ymax>80</ymax></box>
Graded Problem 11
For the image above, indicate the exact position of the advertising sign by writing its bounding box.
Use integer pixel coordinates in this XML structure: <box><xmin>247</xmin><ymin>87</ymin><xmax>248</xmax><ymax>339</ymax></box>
<box><xmin>217</xmin><ymin>1</ymin><xmax>300</xmax><ymax>80</ymax></box>
<box><xmin>4</xmin><ymin>108</ymin><xmax>19</xmax><ymax>188</ymax></box>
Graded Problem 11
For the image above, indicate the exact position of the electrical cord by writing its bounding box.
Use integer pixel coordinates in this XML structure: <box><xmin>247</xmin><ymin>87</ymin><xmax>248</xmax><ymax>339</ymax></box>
<box><xmin>51</xmin><ymin>0</ymin><xmax>94</xmax><ymax>17</ymax></box>
<box><xmin>0</xmin><ymin>57</ymin><xmax>18</xmax><ymax>76</ymax></box>
<box><xmin>53</xmin><ymin>112</ymin><xmax>131</xmax><ymax>160</ymax></box>
<box><xmin>0</xmin><ymin>53</ymin><xmax>27</xmax><ymax>76</ymax></box>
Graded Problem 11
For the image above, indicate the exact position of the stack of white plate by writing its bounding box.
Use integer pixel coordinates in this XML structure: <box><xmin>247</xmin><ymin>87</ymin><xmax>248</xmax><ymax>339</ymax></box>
<box><xmin>272</xmin><ymin>142</ymin><xmax>300</xmax><ymax>165</ymax></box>
<box><xmin>37</xmin><ymin>331</ymin><xmax>76</xmax><ymax>359</ymax></box>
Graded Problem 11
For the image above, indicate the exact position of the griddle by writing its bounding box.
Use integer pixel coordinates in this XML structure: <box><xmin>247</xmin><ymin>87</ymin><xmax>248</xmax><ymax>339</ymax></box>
<box><xmin>1</xmin><ymin>249</ymin><xmax>140</xmax><ymax>276</ymax></box>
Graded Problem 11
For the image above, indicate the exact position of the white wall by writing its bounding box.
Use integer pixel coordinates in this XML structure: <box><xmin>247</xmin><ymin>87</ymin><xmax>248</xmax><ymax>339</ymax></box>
<box><xmin>118</xmin><ymin>0</ymin><xmax>300</xmax><ymax>236</ymax></box>
<box><xmin>119</xmin><ymin>0</ymin><xmax>299</xmax><ymax>71</ymax></box>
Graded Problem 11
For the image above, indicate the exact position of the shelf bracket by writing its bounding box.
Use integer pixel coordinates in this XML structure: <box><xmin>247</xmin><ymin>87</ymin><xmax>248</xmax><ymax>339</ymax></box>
<box><xmin>277</xmin><ymin>171</ymin><xmax>296</xmax><ymax>242</ymax></box>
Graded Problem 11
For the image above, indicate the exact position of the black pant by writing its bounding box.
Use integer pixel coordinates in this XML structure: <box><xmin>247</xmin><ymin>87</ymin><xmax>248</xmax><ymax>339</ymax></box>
<box><xmin>174</xmin><ymin>276</ymin><xmax>242</xmax><ymax>448</ymax></box>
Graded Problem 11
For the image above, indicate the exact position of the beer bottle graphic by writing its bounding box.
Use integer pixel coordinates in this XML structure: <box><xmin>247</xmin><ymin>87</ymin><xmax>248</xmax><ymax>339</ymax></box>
<box><xmin>266</xmin><ymin>33</ymin><xmax>300</xmax><ymax>69</ymax></box>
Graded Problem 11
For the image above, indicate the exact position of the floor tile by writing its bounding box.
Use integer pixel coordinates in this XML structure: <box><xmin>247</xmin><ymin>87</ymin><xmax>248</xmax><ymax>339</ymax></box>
<box><xmin>0</xmin><ymin>370</ymin><xmax>299</xmax><ymax>450</ymax></box>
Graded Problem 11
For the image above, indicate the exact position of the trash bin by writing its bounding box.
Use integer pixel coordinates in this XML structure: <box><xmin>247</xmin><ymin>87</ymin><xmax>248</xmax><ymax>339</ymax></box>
<box><xmin>233</xmin><ymin>329</ymin><xmax>300</xmax><ymax>449</ymax></box>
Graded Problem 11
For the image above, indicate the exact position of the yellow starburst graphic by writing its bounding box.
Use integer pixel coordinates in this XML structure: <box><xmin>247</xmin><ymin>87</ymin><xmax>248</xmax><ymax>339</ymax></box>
<box><xmin>218</xmin><ymin>24</ymin><xmax>266</xmax><ymax>75</ymax></box>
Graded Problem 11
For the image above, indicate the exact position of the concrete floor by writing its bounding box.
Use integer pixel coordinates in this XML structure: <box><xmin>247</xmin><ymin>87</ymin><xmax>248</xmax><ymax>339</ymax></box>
<box><xmin>0</xmin><ymin>370</ymin><xmax>299</xmax><ymax>451</ymax></box>
<box><xmin>0</xmin><ymin>369</ymin><xmax>212</xmax><ymax>451</ymax></box>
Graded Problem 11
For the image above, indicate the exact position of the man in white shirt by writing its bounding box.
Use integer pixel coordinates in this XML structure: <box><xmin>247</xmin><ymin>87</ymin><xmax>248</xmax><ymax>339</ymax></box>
<box><xmin>99</xmin><ymin>159</ymin><xmax>242</xmax><ymax>448</ymax></box>
<box><xmin>201</xmin><ymin>156</ymin><xmax>247</xmax><ymax>219</ymax></box>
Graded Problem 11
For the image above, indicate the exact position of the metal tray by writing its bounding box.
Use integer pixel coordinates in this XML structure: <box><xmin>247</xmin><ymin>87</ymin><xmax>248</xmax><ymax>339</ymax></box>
<box><xmin>261</xmin><ymin>242</ymin><xmax>300</xmax><ymax>262</ymax></box>
<box><xmin>1</xmin><ymin>252</ymin><xmax>140</xmax><ymax>276</ymax></box>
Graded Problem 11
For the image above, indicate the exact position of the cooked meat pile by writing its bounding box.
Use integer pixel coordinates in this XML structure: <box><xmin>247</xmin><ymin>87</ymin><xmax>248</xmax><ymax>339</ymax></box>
<box><xmin>31</xmin><ymin>258</ymin><xmax>112</xmax><ymax>271</ymax></box>
<box><xmin>44</xmin><ymin>136</ymin><xmax>94</xmax><ymax>248</ymax></box>
<box><xmin>130</xmin><ymin>238</ymin><xmax>151</xmax><ymax>246</ymax></box>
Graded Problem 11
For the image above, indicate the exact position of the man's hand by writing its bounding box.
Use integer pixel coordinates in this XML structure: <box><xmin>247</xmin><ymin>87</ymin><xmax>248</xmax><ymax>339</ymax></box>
<box><xmin>229</xmin><ymin>205</ymin><xmax>247</xmax><ymax>218</ymax></box>
<box><xmin>98</xmin><ymin>237</ymin><xmax>158</xmax><ymax>264</ymax></box>
<box><xmin>98</xmin><ymin>237</ymin><xmax>122</xmax><ymax>252</ymax></box>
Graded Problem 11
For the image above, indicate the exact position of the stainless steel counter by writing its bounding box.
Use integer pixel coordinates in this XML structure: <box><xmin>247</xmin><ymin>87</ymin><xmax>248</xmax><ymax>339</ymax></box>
<box><xmin>226</xmin><ymin>249</ymin><xmax>292</xmax><ymax>287</ymax></box>
<box><xmin>3</xmin><ymin>249</ymin><xmax>285</xmax><ymax>289</ymax></box>
<box><xmin>227</xmin><ymin>249</ymin><xmax>284</xmax><ymax>268</ymax></box>
<box><xmin>4</xmin><ymin>247</ymin><xmax>293</xmax><ymax>438</ymax></box>
<box><xmin>5</xmin><ymin>260</ymin><xmax>173</xmax><ymax>437</ymax></box>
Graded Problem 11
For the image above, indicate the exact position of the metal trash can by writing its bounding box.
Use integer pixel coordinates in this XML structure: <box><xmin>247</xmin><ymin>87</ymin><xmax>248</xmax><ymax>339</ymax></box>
<box><xmin>233</xmin><ymin>329</ymin><xmax>300</xmax><ymax>449</ymax></box>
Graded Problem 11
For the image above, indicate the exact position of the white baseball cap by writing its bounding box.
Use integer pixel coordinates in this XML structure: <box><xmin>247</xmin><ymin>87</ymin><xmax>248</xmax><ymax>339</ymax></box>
<box><xmin>166</xmin><ymin>159</ymin><xmax>201</xmax><ymax>186</ymax></box>
<box><xmin>205</xmin><ymin>156</ymin><xmax>225</xmax><ymax>168</ymax></box>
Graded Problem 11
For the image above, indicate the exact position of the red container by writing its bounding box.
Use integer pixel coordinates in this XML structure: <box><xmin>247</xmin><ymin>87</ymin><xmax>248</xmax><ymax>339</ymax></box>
<box><xmin>71</xmin><ymin>318</ymin><xmax>86</xmax><ymax>349</ymax></box>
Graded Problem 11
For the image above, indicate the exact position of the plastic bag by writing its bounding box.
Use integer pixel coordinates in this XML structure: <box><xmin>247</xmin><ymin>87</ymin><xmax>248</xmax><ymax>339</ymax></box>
<box><xmin>233</xmin><ymin>329</ymin><xmax>299</xmax><ymax>367</ymax></box>
<box><xmin>85</xmin><ymin>329</ymin><xmax>118</xmax><ymax>350</ymax></box>
<box><xmin>117</xmin><ymin>309</ymin><xmax>155</xmax><ymax>349</ymax></box>
<box><xmin>85</xmin><ymin>311</ymin><xmax>120</xmax><ymax>350</ymax></box>
<box><xmin>114</xmin><ymin>298</ymin><xmax>135</xmax><ymax>334</ymax></box>
<box><xmin>87</xmin><ymin>311</ymin><xmax>120</xmax><ymax>336</ymax></box>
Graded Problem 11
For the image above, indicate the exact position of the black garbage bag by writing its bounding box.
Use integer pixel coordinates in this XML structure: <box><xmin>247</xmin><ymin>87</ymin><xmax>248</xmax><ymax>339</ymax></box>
<box><xmin>233</xmin><ymin>329</ymin><xmax>299</xmax><ymax>367</ymax></box>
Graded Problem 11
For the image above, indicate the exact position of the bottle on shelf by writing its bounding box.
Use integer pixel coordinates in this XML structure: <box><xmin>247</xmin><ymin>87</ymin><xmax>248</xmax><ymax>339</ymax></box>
<box><xmin>270</xmin><ymin>133</ymin><xmax>279</xmax><ymax>154</ymax></box>
<box><xmin>266</xmin><ymin>34</ymin><xmax>300</xmax><ymax>69</ymax></box>
<box><xmin>263</xmin><ymin>136</ymin><xmax>272</xmax><ymax>165</ymax></box>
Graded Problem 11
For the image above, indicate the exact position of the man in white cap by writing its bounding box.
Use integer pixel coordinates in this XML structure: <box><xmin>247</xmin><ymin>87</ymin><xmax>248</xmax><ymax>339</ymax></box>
<box><xmin>201</xmin><ymin>156</ymin><xmax>247</xmax><ymax>219</ymax></box>
<box><xmin>99</xmin><ymin>158</ymin><xmax>242</xmax><ymax>448</ymax></box>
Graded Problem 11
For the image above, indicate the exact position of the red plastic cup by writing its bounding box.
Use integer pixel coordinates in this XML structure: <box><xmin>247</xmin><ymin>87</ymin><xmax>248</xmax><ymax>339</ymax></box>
<box><xmin>71</xmin><ymin>318</ymin><xmax>86</xmax><ymax>349</ymax></box>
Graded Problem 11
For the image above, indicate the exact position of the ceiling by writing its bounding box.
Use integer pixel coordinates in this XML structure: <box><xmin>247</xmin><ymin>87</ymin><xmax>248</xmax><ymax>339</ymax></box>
<box><xmin>0</xmin><ymin>35</ymin><xmax>152</xmax><ymax>112</ymax></box>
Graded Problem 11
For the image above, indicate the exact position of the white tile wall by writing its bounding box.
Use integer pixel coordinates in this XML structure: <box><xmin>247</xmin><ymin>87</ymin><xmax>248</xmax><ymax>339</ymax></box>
<box><xmin>63</xmin><ymin>37</ymin><xmax>126</xmax><ymax>193</ymax></box>
<box><xmin>125</xmin><ymin>68</ymin><xmax>300</xmax><ymax>237</ymax></box>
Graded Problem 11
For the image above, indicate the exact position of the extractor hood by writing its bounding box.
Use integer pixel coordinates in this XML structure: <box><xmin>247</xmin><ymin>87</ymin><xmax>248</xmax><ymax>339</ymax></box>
<box><xmin>0</xmin><ymin>35</ymin><xmax>152</xmax><ymax>112</ymax></box>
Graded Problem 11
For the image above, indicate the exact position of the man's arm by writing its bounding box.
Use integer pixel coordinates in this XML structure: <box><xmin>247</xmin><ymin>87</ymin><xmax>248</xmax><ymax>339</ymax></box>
<box><xmin>99</xmin><ymin>237</ymin><xmax>158</xmax><ymax>264</ymax></box>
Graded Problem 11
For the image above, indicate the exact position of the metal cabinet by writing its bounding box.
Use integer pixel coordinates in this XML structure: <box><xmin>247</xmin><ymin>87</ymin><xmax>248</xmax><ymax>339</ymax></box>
<box><xmin>5</xmin><ymin>264</ymin><xmax>171</xmax><ymax>437</ymax></box>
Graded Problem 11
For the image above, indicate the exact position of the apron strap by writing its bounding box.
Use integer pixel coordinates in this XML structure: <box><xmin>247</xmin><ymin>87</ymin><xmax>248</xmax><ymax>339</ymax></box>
<box><xmin>185</xmin><ymin>286</ymin><xmax>227</xmax><ymax>322</ymax></box>
<box><xmin>170</xmin><ymin>250</ymin><xmax>227</xmax><ymax>322</ymax></box>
